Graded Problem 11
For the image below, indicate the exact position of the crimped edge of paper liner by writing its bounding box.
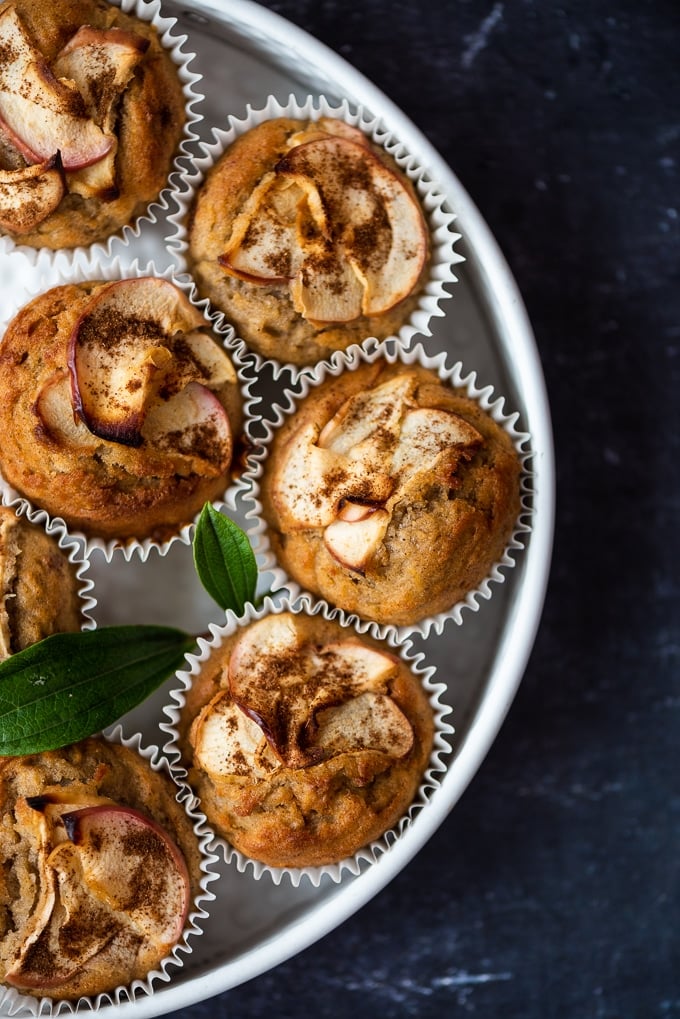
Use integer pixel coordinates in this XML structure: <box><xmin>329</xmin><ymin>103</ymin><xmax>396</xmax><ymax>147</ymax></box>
<box><xmin>0</xmin><ymin>0</ymin><xmax>205</xmax><ymax>271</ymax></box>
<box><xmin>165</xmin><ymin>92</ymin><xmax>463</xmax><ymax>382</ymax></box>
<box><xmin>1</xmin><ymin>502</ymin><xmax>97</xmax><ymax>635</ymax></box>
<box><xmin>242</xmin><ymin>337</ymin><xmax>535</xmax><ymax>640</ymax></box>
<box><xmin>159</xmin><ymin>593</ymin><xmax>454</xmax><ymax>889</ymax></box>
<box><xmin>0</xmin><ymin>255</ymin><xmax>258</xmax><ymax>563</ymax></box>
<box><xmin>0</xmin><ymin>726</ymin><xmax>219</xmax><ymax>1017</ymax></box>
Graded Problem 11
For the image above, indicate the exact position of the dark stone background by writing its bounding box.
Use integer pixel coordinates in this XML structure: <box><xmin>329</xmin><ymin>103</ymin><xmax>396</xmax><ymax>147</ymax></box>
<box><xmin>175</xmin><ymin>1</ymin><xmax>679</xmax><ymax>1016</ymax></box>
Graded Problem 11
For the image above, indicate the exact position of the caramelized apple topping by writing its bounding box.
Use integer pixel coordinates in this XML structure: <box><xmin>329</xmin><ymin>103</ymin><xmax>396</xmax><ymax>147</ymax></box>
<box><xmin>270</xmin><ymin>371</ymin><xmax>484</xmax><ymax>571</ymax></box>
<box><xmin>218</xmin><ymin>122</ymin><xmax>427</xmax><ymax>324</ymax></box>
<box><xmin>191</xmin><ymin>613</ymin><xmax>412</xmax><ymax>777</ymax></box>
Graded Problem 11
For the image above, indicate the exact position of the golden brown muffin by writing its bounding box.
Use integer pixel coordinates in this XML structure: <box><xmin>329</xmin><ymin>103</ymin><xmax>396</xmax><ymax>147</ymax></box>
<box><xmin>0</xmin><ymin>507</ymin><xmax>82</xmax><ymax>659</ymax></box>
<box><xmin>258</xmin><ymin>359</ymin><xmax>523</xmax><ymax>627</ymax></box>
<box><xmin>177</xmin><ymin>610</ymin><xmax>435</xmax><ymax>869</ymax></box>
<box><xmin>0</xmin><ymin>737</ymin><xmax>204</xmax><ymax>1000</ymax></box>
<box><xmin>0</xmin><ymin>276</ymin><xmax>245</xmax><ymax>543</ymax></box>
<box><xmin>187</xmin><ymin>116</ymin><xmax>431</xmax><ymax>366</ymax></box>
<box><xmin>0</xmin><ymin>0</ymin><xmax>186</xmax><ymax>249</ymax></box>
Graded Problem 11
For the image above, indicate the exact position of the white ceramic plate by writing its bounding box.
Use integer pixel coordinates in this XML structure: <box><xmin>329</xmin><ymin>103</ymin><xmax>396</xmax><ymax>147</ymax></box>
<box><xmin>0</xmin><ymin>1</ymin><xmax>554</xmax><ymax>1015</ymax></box>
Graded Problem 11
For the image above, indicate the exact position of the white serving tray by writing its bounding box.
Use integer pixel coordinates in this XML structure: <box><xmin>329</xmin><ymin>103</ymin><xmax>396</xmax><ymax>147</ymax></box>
<box><xmin>0</xmin><ymin>1</ymin><xmax>554</xmax><ymax>1015</ymax></box>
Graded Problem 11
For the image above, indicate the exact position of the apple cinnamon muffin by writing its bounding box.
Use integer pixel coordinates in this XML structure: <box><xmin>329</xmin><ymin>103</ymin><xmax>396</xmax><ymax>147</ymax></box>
<box><xmin>257</xmin><ymin>357</ymin><xmax>523</xmax><ymax>628</ymax></box>
<box><xmin>0</xmin><ymin>736</ymin><xmax>204</xmax><ymax>1001</ymax></box>
<box><xmin>186</xmin><ymin>114</ymin><xmax>431</xmax><ymax>366</ymax></box>
<box><xmin>0</xmin><ymin>508</ymin><xmax>82</xmax><ymax>660</ymax></box>
<box><xmin>0</xmin><ymin>275</ymin><xmax>245</xmax><ymax>544</ymax></box>
<box><xmin>175</xmin><ymin>610</ymin><xmax>435</xmax><ymax>869</ymax></box>
<box><xmin>0</xmin><ymin>0</ymin><xmax>187</xmax><ymax>250</ymax></box>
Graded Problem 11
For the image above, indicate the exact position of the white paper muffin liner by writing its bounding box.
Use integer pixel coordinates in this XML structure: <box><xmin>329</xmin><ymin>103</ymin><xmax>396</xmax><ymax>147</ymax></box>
<box><xmin>0</xmin><ymin>726</ymin><xmax>219</xmax><ymax>1017</ymax></box>
<box><xmin>0</xmin><ymin>0</ymin><xmax>204</xmax><ymax>271</ymax></box>
<box><xmin>0</xmin><ymin>256</ymin><xmax>258</xmax><ymax>563</ymax></box>
<box><xmin>243</xmin><ymin>338</ymin><xmax>534</xmax><ymax>640</ymax></box>
<box><xmin>166</xmin><ymin>93</ymin><xmax>463</xmax><ymax>380</ymax></box>
<box><xmin>160</xmin><ymin>594</ymin><xmax>454</xmax><ymax>888</ymax></box>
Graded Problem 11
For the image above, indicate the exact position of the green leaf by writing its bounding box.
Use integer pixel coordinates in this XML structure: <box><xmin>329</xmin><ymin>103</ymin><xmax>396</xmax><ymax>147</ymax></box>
<box><xmin>0</xmin><ymin>625</ymin><xmax>195</xmax><ymax>756</ymax></box>
<box><xmin>193</xmin><ymin>503</ymin><xmax>258</xmax><ymax>614</ymax></box>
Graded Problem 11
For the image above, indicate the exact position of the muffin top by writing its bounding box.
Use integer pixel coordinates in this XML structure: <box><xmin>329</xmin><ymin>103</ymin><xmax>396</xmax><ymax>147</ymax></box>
<box><xmin>0</xmin><ymin>737</ymin><xmax>202</xmax><ymax>1000</ymax></box>
<box><xmin>0</xmin><ymin>507</ymin><xmax>82</xmax><ymax>659</ymax></box>
<box><xmin>177</xmin><ymin>610</ymin><xmax>435</xmax><ymax>869</ymax></box>
<box><xmin>259</xmin><ymin>359</ymin><xmax>522</xmax><ymax>626</ymax></box>
<box><xmin>0</xmin><ymin>276</ymin><xmax>244</xmax><ymax>542</ymax></box>
<box><xmin>187</xmin><ymin>116</ymin><xmax>430</xmax><ymax>366</ymax></box>
<box><xmin>0</xmin><ymin>0</ymin><xmax>186</xmax><ymax>249</ymax></box>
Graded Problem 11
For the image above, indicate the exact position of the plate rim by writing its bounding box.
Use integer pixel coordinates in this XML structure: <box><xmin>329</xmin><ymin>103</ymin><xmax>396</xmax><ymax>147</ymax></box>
<box><xmin>0</xmin><ymin>0</ymin><xmax>555</xmax><ymax>1013</ymax></box>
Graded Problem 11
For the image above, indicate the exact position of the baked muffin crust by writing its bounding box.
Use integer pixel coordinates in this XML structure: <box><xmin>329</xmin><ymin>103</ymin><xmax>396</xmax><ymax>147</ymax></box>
<box><xmin>0</xmin><ymin>737</ymin><xmax>203</xmax><ymax>1000</ymax></box>
<box><xmin>0</xmin><ymin>0</ymin><xmax>186</xmax><ymax>249</ymax></box>
<box><xmin>0</xmin><ymin>508</ymin><xmax>82</xmax><ymax>659</ymax></box>
<box><xmin>187</xmin><ymin>117</ymin><xmax>430</xmax><ymax>366</ymax></box>
<box><xmin>259</xmin><ymin>360</ymin><xmax>523</xmax><ymax>626</ymax></box>
<box><xmin>177</xmin><ymin>611</ymin><xmax>435</xmax><ymax>868</ymax></box>
<box><xmin>0</xmin><ymin>279</ymin><xmax>244</xmax><ymax>543</ymax></box>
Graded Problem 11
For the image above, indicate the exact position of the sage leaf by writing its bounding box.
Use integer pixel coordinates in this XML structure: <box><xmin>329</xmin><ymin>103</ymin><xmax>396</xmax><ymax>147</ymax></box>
<box><xmin>0</xmin><ymin>625</ymin><xmax>195</xmax><ymax>756</ymax></box>
<box><xmin>193</xmin><ymin>502</ymin><xmax>258</xmax><ymax>614</ymax></box>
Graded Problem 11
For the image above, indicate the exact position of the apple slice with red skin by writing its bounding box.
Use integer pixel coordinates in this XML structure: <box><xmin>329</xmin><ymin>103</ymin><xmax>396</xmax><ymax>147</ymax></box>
<box><xmin>323</xmin><ymin>503</ymin><xmax>391</xmax><ymax>572</ymax></box>
<box><xmin>5</xmin><ymin>797</ymin><xmax>190</xmax><ymax>991</ymax></box>
<box><xmin>227</xmin><ymin>614</ymin><xmax>402</xmax><ymax>767</ymax></box>
<box><xmin>56</xmin><ymin>804</ymin><xmax>191</xmax><ymax>947</ymax></box>
<box><xmin>68</xmin><ymin>277</ymin><xmax>216</xmax><ymax>446</ymax></box>
<box><xmin>191</xmin><ymin>689</ymin><xmax>280</xmax><ymax>781</ymax></box>
<box><xmin>140</xmin><ymin>381</ymin><xmax>233</xmax><ymax>477</ymax></box>
<box><xmin>34</xmin><ymin>370</ymin><xmax>101</xmax><ymax>452</ymax></box>
<box><xmin>219</xmin><ymin>132</ymin><xmax>426</xmax><ymax>323</ymax></box>
<box><xmin>53</xmin><ymin>26</ymin><xmax>150</xmax><ymax>125</ymax></box>
<box><xmin>0</xmin><ymin>153</ymin><xmax>65</xmax><ymax>233</ymax></box>
<box><xmin>52</xmin><ymin>26</ymin><xmax>150</xmax><ymax>200</ymax></box>
<box><xmin>0</xmin><ymin>7</ymin><xmax>112</xmax><ymax>171</ymax></box>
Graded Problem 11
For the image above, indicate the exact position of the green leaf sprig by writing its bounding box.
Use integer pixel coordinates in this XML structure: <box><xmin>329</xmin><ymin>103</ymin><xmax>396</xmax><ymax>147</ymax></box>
<box><xmin>192</xmin><ymin>502</ymin><xmax>259</xmax><ymax>614</ymax></box>
<box><xmin>0</xmin><ymin>504</ymin><xmax>259</xmax><ymax>757</ymax></box>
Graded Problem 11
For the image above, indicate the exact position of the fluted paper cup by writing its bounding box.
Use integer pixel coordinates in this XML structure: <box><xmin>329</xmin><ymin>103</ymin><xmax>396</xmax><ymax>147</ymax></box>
<box><xmin>167</xmin><ymin>93</ymin><xmax>463</xmax><ymax>377</ymax></box>
<box><xmin>161</xmin><ymin>595</ymin><xmax>454</xmax><ymax>888</ymax></box>
<box><xmin>0</xmin><ymin>257</ymin><xmax>256</xmax><ymax>562</ymax></box>
<box><xmin>242</xmin><ymin>338</ymin><xmax>533</xmax><ymax>638</ymax></box>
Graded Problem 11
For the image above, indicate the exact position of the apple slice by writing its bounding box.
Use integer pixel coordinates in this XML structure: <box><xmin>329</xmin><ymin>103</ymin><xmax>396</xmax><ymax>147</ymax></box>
<box><xmin>53</xmin><ymin>25</ymin><xmax>150</xmax><ymax>199</ymax></box>
<box><xmin>140</xmin><ymin>381</ymin><xmax>232</xmax><ymax>477</ymax></box>
<box><xmin>34</xmin><ymin>370</ymin><xmax>102</xmax><ymax>452</ymax></box>
<box><xmin>57</xmin><ymin>804</ymin><xmax>191</xmax><ymax>947</ymax></box>
<box><xmin>219</xmin><ymin>175</ymin><xmax>306</xmax><ymax>284</ymax></box>
<box><xmin>317</xmin><ymin>373</ymin><xmax>416</xmax><ymax>453</ymax></box>
<box><xmin>313</xmin><ymin>691</ymin><xmax>413</xmax><ymax>758</ymax></box>
<box><xmin>277</xmin><ymin>136</ymin><xmax>427</xmax><ymax>318</ymax></box>
<box><xmin>68</xmin><ymin>277</ymin><xmax>208</xmax><ymax>445</ymax></box>
<box><xmin>228</xmin><ymin>614</ymin><xmax>402</xmax><ymax>767</ymax></box>
<box><xmin>323</xmin><ymin>505</ymin><xmax>391</xmax><ymax>572</ymax></box>
<box><xmin>391</xmin><ymin>407</ymin><xmax>483</xmax><ymax>484</ymax></box>
<box><xmin>0</xmin><ymin>7</ymin><xmax>111</xmax><ymax>171</ymax></box>
<box><xmin>270</xmin><ymin>420</ymin><xmax>394</xmax><ymax>529</ymax></box>
<box><xmin>0</xmin><ymin>153</ymin><xmax>65</xmax><ymax>233</ymax></box>
<box><xmin>53</xmin><ymin>26</ymin><xmax>150</xmax><ymax>126</ymax></box>
<box><xmin>191</xmin><ymin>689</ymin><xmax>279</xmax><ymax>781</ymax></box>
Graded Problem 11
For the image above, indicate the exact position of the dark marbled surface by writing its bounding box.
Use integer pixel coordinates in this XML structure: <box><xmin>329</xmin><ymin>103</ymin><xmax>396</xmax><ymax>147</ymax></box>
<box><xmin>172</xmin><ymin>1</ymin><xmax>679</xmax><ymax>1016</ymax></box>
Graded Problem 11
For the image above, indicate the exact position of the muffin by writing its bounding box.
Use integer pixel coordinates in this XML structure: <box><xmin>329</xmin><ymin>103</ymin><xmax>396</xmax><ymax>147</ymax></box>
<box><xmin>0</xmin><ymin>507</ymin><xmax>82</xmax><ymax>659</ymax></box>
<box><xmin>0</xmin><ymin>736</ymin><xmax>204</xmax><ymax>1001</ymax></box>
<box><xmin>174</xmin><ymin>608</ymin><xmax>435</xmax><ymax>870</ymax></box>
<box><xmin>0</xmin><ymin>0</ymin><xmax>188</xmax><ymax>250</ymax></box>
<box><xmin>0</xmin><ymin>274</ymin><xmax>245</xmax><ymax>545</ymax></box>
<box><xmin>185</xmin><ymin>112</ymin><xmax>434</xmax><ymax>367</ymax></box>
<box><xmin>256</xmin><ymin>356</ymin><xmax>523</xmax><ymax>628</ymax></box>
